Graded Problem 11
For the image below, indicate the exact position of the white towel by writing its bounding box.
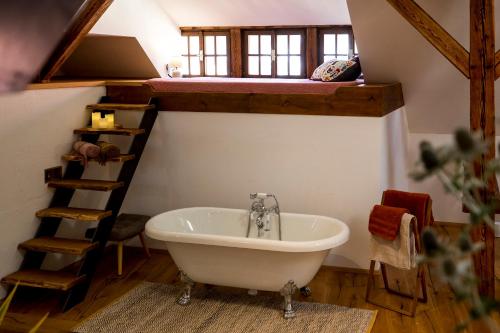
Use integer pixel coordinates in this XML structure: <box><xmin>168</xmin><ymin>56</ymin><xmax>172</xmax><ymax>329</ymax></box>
<box><xmin>370</xmin><ymin>213</ymin><xmax>416</xmax><ymax>270</ymax></box>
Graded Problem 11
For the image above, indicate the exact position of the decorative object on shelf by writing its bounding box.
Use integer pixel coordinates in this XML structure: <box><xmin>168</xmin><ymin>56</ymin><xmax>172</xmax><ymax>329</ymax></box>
<box><xmin>73</xmin><ymin>141</ymin><xmax>100</xmax><ymax>167</ymax></box>
<box><xmin>168</xmin><ymin>57</ymin><xmax>183</xmax><ymax>78</ymax></box>
<box><xmin>96</xmin><ymin>141</ymin><xmax>120</xmax><ymax>166</ymax></box>
<box><xmin>91</xmin><ymin>110</ymin><xmax>115</xmax><ymax>129</ymax></box>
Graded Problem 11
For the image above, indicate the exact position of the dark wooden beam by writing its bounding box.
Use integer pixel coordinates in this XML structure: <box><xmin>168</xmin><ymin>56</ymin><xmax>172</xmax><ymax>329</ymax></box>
<box><xmin>470</xmin><ymin>0</ymin><xmax>496</xmax><ymax>298</ymax></box>
<box><xmin>230</xmin><ymin>28</ymin><xmax>242</xmax><ymax>77</ymax></box>
<box><xmin>495</xmin><ymin>50</ymin><xmax>500</xmax><ymax>80</ymax></box>
<box><xmin>40</xmin><ymin>0</ymin><xmax>113</xmax><ymax>82</ymax></box>
<box><xmin>386</xmin><ymin>0</ymin><xmax>470</xmax><ymax>78</ymax></box>
<box><xmin>105</xmin><ymin>83</ymin><xmax>404</xmax><ymax>117</ymax></box>
<box><xmin>306</xmin><ymin>27</ymin><xmax>319</xmax><ymax>78</ymax></box>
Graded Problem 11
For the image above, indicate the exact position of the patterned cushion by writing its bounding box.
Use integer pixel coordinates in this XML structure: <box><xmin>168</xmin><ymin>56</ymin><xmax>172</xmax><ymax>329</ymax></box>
<box><xmin>310</xmin><ymin>57</ymin><xmax>361</xmax><ymax>82</ymax></box>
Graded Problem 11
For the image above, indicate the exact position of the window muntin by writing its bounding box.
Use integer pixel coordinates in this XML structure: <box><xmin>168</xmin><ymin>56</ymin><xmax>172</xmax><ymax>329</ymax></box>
<box><xmin>246</xmin><ymin>32</ymin><xmax>274</xmax><ymax>77</ymax></box>
<box><xmin>319</xmin><ymin>28</ymin><xmax>356</xmax><ymax>64</ymax></box>
<box><xmin>181</xmin><ymin>31</ymin><xmax>230</xmax><ymax>77</ymax></box>
<box><xmin>243</xmin><ymin>29</ymin><xmax>305</xmax><ymax>78</ymax></box>
<box><xmin>276</xmin><ymin>33</ymin><xmax>303</xmax><ymax>77</ymax></box>
<box><xmin>181</xmin><ymin>34</ymin><xmax>202</xmax><ymax>76</ymax></box>
<box><xmin>204</xmin><ymin>33</ymin><xmax>229</xmax><ymax>76</ymax></box>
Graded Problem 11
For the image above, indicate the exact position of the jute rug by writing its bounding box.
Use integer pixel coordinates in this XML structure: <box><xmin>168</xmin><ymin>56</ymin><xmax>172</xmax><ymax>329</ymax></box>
<box><xmin>73</xmin><ymin>282</ymin><xmax>377</xmax><ymax>333</ymax></box>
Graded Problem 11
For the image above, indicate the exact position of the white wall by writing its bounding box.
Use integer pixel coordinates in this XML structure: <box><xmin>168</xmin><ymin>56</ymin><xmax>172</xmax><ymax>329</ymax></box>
<box><xmin>91</xmin><ymin>0</ymin><xmax>181</xmax><ymax>77</ymax></box>
<box><xmin>114</xmin><ymin>108</ymin><xmax>408</xmax><ymax>269</ymax></box>
<box><xmin>157</xmin><ymin>0</ymin><xmax>351</xmax><ymax>27</ymax></box>
<box><xmin>0</xmin><ymin>86</ymin><xmax>104</xmax><ymax>295</ymax></box>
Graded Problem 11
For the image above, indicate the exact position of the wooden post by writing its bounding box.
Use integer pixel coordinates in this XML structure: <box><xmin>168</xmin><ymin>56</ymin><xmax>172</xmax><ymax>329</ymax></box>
<box><xmin>306</xmin><ymin>27</ymin><xmax>318</xmax><ymax>77</ymax></box>
<box><xmin>230</xmin><ymin>28</ymin><xmax>242</xmax><ymax>77</ymax></box>
<box><xmin>470</xmin><ymin>0</ymin><xmax>496</xmax><ymax>297</ymax></box>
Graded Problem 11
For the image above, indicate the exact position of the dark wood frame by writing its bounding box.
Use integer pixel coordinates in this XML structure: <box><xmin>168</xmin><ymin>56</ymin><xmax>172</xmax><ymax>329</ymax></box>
<box><xmin>275</xmin><ymin>29</ymin><xmax>307</xmax><ymax>78</ymax></box>
<box><xmin>182</xmin><ymin>25</ymin><xmax>355</xmax><ymax>79</ymax></box>
<box><xmin>242</xmin><ymin>30</ymin><xmax>276</xmax><ymax>78</ymax></box>
<box><xmin>242</xmin><ymin>29</ymin><xmax>307</xmax><ymax>78</ymax></box>
<box><xmin>202</xmin><ymin>30</ymin><xmax>231</xmax><ymax>77</ymax></box>
<box><xmin>181</xmin><ymin>30</ymin><xmax>230</xmax><ymax>77</ymax></box>
<box><xmin>181</xmin><ymin>31</ymin><xmax>203</xmax><ymax>77</ymax></box>
<box><xmin>318</xmin><ymin>26</ymin><xmax>356</xmax><ymax>64</ymax></box>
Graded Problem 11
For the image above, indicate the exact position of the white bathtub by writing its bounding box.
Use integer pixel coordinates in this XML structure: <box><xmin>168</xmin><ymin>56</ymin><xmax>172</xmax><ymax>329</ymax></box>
<box><xmin>146</xmin><ymin>207</ymin><xmax>350</xmax><ymax>292</ymax></box>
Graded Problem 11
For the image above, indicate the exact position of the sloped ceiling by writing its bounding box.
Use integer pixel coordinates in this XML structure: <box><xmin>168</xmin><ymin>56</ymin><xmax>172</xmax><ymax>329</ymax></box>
<box><xmin>156</xmin><ymin>0</ymin><xmax>351</xmax><ymax>26</ymax></box>
<box><xmin>348</xmin><ymin>0</ymin><xmax>500</xmax><ymax>134</ymax></box>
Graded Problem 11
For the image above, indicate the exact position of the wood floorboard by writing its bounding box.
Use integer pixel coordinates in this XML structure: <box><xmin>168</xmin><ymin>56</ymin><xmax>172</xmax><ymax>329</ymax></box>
<box><xmin>1</xmin><ymin>225</ymin><xmax>499</xmax><ymax>333</ymax></box>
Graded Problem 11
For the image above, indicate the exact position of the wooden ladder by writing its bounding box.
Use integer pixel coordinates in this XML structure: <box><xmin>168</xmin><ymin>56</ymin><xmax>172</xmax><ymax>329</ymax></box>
<box><xmin>1</xmin><ymin>97</ymin><xmax>158</xmax><ymax>311</ymax></box>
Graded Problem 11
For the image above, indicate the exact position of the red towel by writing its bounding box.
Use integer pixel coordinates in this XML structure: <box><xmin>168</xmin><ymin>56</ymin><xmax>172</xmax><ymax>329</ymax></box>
<box><xmin>382</xmin><ymin>189</ymin><xmax>434</xmax><ymax>233</ymax></box>
<box><xmin>369</xmin><ymin>205</ymin><xmax>409</xmax><ymax>241</ymax></box>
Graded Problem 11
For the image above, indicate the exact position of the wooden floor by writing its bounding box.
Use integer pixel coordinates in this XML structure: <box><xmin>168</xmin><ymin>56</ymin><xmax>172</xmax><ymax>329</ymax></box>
<box><xmin>1</xmin><ymin>223</ymin><xmax>498</xmax><ymax>333</ymax></box>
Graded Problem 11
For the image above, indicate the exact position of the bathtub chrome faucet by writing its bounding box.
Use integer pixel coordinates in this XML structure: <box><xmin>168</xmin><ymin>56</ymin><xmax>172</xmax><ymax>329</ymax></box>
<box><xmin>247</xmin><ymin>193</ymin><xmax>282</xmax><ymax>240</ymax></box>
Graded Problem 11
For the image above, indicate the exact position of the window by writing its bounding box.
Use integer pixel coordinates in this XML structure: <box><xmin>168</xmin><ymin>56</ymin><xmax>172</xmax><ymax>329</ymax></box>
<box><xmin>181</xmin><ymin>33</ymin><xmax>201</xmax><ymax>76</ymax></box>
<box><xmin>181</xmin><ymin>31</ymin><xmax>230</xmax><ymax>77</ymax></box>
<box><xmin>243</xmin><ymin>29</ymin><xmax>305</xmax><ymax>78</ymax></box>
<box><xmin>319</xmin><ymin>28</ymin><xmax>357</xmax><ymax>64</ymax></box>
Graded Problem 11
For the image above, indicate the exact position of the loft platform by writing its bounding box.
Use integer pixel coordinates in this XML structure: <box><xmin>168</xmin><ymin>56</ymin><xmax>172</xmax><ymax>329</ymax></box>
<box><xmin>105</xmin><ymin>79</ymin><xmax>404</xmax><ymax>117</ymax></box>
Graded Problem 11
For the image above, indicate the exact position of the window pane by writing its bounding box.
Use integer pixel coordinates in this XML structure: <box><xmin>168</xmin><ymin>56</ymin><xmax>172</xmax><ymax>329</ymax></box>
<box><xmin>277</xmin><ymin>56</ymin><xmax>288</xmax><ymax>76</ymax></box>
<box><xmin>337</xmin><ymin>34</ymin><xmax>349</xmax><ymax>55</ymax></box>
<box><xmin>189</xmin><ymin>36</ymin><xmax>199</xmax><ymax>55</ymax></box>
<box><xmin>277</xmin><ymin>35</ymin><xmax>288</xmax><ymax>55</ymax></box>
<box><xmin>289</xmin><ymin>35</ymin><xmax>301</xmax><ymax>54</ymax></box>
<box><xmin>216</xmin><ymin>36</ymin><xmax>227</xmax><ymax>55</ymax></box>
<box><xmin>324</xmin><ymin>55</ymin><xmax>336</xmax><ymax>63</ymax></box>
<box><xmin>181</xmin><ymin>36</ymin><xmax>189</xmax><ymax>55</ymax></box>
<box><xmin>248</xmin><ymin>35</ymin><xmax>259</xmax><ymax>54</ymax></box>
<box><xmin>324</xmin><ymin>34</ymin><xmax>336</xmax><ymax>54</ymax></box>
<box><xmin>290</xmin><ymin>56</ymin><xmax>301</xmax><ymax>75</ymax></box>
<box><xmin>354</xmin><ymin>41</ymin><xmax>358</xmax><ymax>55</ymax></box>
<box><xmin>190</xmin><ymin>56</ymin><xmax>200</xmax><ymax>75</ymax></box>
<box><xmin>248</xmin><ymin>56</ymin><xmax>259</xmax><ymax>75</ymax></box>
<box><xmin>205</xmin><ymin>36</ymin><xmax>215</xmax><ymax>55</ymax></box>
<box><xmin>261</xmin><ymin>56</ymin><xmax>271</xmax><ymax>75</ymax></box>
<box><xmin>337</xmin><ymin>55</ymin><xmax>349</xmax><ymax>60</ymax></box>
<box><xmin>216</xmin><ymin>56</ymin><xmax>228</xmax><ymax>75</ymax></box>
<box><xmin>260</xmin><ymin>35</ymin><xmax>272</xmax><ymax>55</ymax></box>
<box><xmin>205</xmin><ymin>56</ymin><xmax>215</xmax><ymax>75</ymax></box>
<box><xmin>181</xmin><ymin>56</ymin><xmax>189</xmax><ymax>75</ymax></box>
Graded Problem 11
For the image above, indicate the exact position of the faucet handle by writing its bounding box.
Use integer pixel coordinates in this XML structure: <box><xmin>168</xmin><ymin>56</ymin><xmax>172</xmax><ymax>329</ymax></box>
<box><xmin>250</xmin><ymin>193</ymin><xmax>272</xmax><ymax>200</ymax></box>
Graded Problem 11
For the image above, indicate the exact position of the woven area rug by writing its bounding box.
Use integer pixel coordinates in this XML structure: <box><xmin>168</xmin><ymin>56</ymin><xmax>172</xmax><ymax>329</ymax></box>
<box><xmin>73</xmin><ymin>282</ymin><xmax>377</xmax><ymax>333</ymax></box>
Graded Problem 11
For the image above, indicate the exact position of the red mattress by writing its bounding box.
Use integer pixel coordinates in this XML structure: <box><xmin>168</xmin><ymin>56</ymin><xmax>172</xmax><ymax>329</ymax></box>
<box><xmin>147</xmin><ymin>77</ymin><xmax>359</xmax><ymax>95</ymax></box>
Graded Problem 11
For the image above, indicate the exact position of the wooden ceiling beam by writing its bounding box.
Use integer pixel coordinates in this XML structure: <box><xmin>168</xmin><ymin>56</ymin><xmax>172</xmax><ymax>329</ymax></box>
<box><xmin>386</xmin><ymin>0</ymin><xmax>470</xmax><ymax>78</ymax></box>
<box><xmin>40</xmin><ymin>0</ymin><xmax>113</xmax><ymax>82</ymax></box>
<box><xmin>495</xmin><ymin>50</ymin><xmax>500</xmax><ymax>80</ymax></box>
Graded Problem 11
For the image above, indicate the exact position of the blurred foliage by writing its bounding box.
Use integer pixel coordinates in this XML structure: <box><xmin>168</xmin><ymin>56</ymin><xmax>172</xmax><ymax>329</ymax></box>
<box><xmin>411</xmin><ymin>128</ymin><xmax>500</xmax><ymax>331</ymax></box>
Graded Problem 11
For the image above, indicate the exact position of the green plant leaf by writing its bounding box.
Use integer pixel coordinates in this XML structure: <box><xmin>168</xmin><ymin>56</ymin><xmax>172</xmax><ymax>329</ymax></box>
<box><xmin>0</xmin><ymin>282</ymin><xmax>19</xmax><ymax>326</ymax></box>
<box><xmin>28</xmin><ymin>312</ymin><xmax>49</xmax><ymax>333</ymax></box>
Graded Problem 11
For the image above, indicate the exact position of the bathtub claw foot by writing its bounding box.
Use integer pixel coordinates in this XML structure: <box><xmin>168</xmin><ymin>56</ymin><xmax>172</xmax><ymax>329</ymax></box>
<box><xmin>280</xmin><ymin>280</ymin><xmax>298</xmax><ymax>319</ymax></box>
<box><xmin>300</xmin><ymin>286</ymin><xmax>312</xmax><ymax>297</ymax></box>
<box><xmin>177</xmin><ymin>271</ymin><xmax>194</xmax><ymax>306</ymax></box>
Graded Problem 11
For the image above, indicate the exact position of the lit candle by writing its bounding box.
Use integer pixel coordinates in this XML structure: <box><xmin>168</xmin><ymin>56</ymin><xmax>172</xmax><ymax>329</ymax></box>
<box><xmin>104</xmin><ymin>113</ymin><xmax>115</xmax><ymax>128</ymax></box>
<box><xmin>91</xmin><ymin>112</ymin><xmax>101</xmax><ymax>129</ymax></box>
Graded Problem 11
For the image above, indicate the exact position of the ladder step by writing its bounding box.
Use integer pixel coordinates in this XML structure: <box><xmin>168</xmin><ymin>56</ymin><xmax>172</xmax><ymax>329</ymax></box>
<box><xmin>62</xmin><ymin>153</ymin><xmax>135</xmax><ymax>163</ymax></box>
<box><xmin>2</xmin><ymin>270</ymin><xmax>85</xmax><ymax>291</ymax></box>
<box><xmin>74</xmin><ymin>128</ymin><xmax>145</xmax><ymax>136</ymax></box>
<box><xmin>19</xmin><ymin>237</ymin><xmax>98</xmax><ymax>255</ymax></box>
<box><xmin>48</xmin><ymin>179</ymin><xmax>124</xmax><ymax>191</ymax></box>
<box><xmin>36</xmin><ymin>207</ymin><xmax>112</xmax><ymax>222</ymax></box>
<box><xmin>86</xmin><ymin>103</ymin><xmax>155</xmax><ymax>111</ymax></box>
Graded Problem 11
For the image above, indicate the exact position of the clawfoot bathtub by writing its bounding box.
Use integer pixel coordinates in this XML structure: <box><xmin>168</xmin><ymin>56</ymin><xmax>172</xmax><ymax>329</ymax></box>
<box><xmin>145</xmin><ymin>207</ymin><xmax>349</xmax><ymax>318</ymax></box>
